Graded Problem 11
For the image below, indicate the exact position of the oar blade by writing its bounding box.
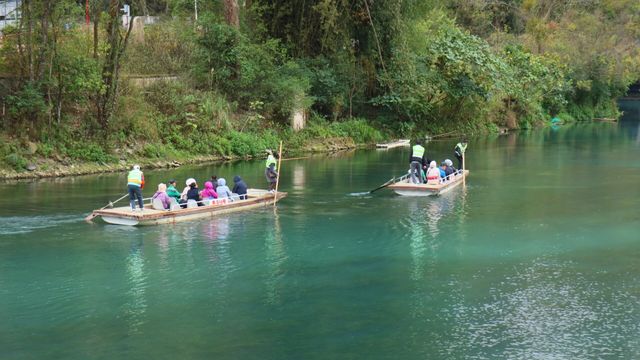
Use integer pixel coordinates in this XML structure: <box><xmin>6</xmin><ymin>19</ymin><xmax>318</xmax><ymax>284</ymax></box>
<box><xmin>84</xmin><ymin>212</ymin><xmax>97</xmax><ymax>223</ymax></box>
<box><xmin>369</xmin><ymin>177</ymin><xmax>395</xmax><ymax>193</ymax></box>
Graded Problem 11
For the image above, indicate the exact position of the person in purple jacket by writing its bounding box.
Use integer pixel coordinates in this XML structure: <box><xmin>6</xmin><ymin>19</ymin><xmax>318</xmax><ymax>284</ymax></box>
<box><xmin>151</xmin><ymin>183</ymin><xmax>172</xmax><ymax>210</ymax></box>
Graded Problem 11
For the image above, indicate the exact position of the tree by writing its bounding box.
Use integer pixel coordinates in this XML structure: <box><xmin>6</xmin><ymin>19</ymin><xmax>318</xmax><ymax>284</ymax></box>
<box><xmin>95</xmin><ymin>0</ymin><xmax>134</xmax><ymax>130</ymax></box>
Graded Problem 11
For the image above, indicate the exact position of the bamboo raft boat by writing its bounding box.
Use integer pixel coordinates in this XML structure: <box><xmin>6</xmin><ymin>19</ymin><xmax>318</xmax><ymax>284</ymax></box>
<box><xmin>387</xmin><ymin>170</ymin><xmax>469</xmax><ymax>196</ymax></box>
<box><xmin>593</xmin><ymin>117</ymin><xmax>618</xmax><ymax>122</ymax></box>
<box><xmin>87</xmin><ymin>189</ymin><xmax>287</xmax><ymax>226</ymax></box>
<box><xmin>376</xmin><ymin>139</ymin><xmax>410</xmax><ymax>149</ymax></box>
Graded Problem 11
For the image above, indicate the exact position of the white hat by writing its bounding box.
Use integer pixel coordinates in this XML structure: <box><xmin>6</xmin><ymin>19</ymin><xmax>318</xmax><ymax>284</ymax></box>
<box><xmin>133</xmin><ymin>165</ymin><xmax>140</xmax><ymax>170</ymax></box>
<box><xmin>186</xmin><ymin>178</ymin><xmax>196</xmax><ymax>186</ymax></box>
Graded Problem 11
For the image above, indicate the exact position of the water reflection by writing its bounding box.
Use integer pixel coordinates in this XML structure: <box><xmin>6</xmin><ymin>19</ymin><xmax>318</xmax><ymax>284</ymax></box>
<box><xmin>264</xmin><ymin>208</ymin><xmax>287</xmax><ymax>305</ymax></box>
<box><xmin>124</xmin><ymin>237</ymin><xmax>147</xmax><ymax>334</ymax></box>
<box><xmin>437</xmin><ymin>257</ymin><xmax>640</xmax><ymax>358</ymax></box>
<box><xmin>291</xmin><ymin>164</ymin><xmax>306</xmax><ymax>192</ymax></box>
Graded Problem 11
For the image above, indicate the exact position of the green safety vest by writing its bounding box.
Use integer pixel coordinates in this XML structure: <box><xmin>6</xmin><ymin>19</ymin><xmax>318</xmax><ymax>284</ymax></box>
<box><xmin>265</xmin><ymin>154</ymin><xmax>277</xmax><ymax>170</ymax></box>
<box><xmin>412</xmin><ymin>145</ymin><xmax>425</xmax><ymax>158</ymax></box>
<box><xmin>127</xmin><ymin>169</ymin><xmax>143</xmax><ymax>187</ymax></box>
<box><xmin>455</xmin><ymin>142</ymin><xmax>468</xmax><ymax>154</ymax></box>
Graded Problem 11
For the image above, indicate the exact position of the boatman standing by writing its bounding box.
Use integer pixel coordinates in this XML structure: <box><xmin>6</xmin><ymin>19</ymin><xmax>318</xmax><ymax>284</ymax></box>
<box><xmin>409</xmin><ymin>140</ymin><xmax>429</xmax><ymax>184</ymax></box>
<box><xmin>265</xmin><ymin>149</ymin><xmax>279</xmax><ymax>192</ymax></box>
<box><xmin>454</xmin><ymin>138</ymin><xmax>468</xmax><ymax>170</ymax></box>
<box><xmin>127</xmin><ymin>165</ymin><xmax>145</xmax><ymax>211</ymax></box>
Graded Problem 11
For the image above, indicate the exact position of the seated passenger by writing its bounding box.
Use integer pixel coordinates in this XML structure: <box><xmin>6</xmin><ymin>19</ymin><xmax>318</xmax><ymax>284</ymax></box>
<box><xmin>181</xmin><ymin>179</ymin><xmax>202</xmax><ymax>207</ymax></box>
<box><xmin>152</xmin><ymin>183</ymin><xmax>172</xmax><ymax>210</ymax></box>
<box><xmin>439</xmin><ymin>162</ymin><xmax>447</xmax><ymax>179</ymax></box>
<box><xmin>426</xmin><ymin>161</ymin><xmax>441</xmax><ymax>184</ymax></box>
<box><xmin>166</xmin><ymin>179</ymin><xmax>181</xmax><ymax>202</ymax></box>
<box><xmin>216</xmin><ymin>178</ymin><xmax>234</xmax><ymax>201</ymax></box>
<box><xmin>200</xmin><ymin>181</ymin><xmax>218</xmax><ymax>200</ymax></box>
<box><xmin>444</xmin><ymin>159</ymin><xmax>457</xmax><ymax>173</ymax></box>
<box><xmin>181</xmin><ymin>178</ymin><xmax>196</xmax><ymax>201</ymax></box>
<box><xmin>232</xmin><ymin>175</ymin><xmax>248</xmax><ymax>199</ymax></box>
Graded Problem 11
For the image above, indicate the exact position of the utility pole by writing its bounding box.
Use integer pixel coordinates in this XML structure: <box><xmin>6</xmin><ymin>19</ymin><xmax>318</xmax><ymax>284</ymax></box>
<box><xmin>194</xmin><ymin>0</ymin><xmax>198</xmax><ymax>20</ymax></box>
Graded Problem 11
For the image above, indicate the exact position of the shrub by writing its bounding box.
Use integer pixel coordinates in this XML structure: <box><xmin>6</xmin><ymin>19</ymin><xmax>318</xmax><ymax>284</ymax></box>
<box><xmin>4</xmin><ymin>153</ymin><xmax>27</xmax><ymax>171</ymax></box>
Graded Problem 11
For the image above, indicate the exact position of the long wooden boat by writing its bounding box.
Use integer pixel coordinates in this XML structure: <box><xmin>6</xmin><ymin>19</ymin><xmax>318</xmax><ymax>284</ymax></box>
<box><xmin>88</xmin><ymin>189</ymin><xmax>287</xmax><ymax>226</ymax></box>
<box><xmin>376</xmin><ymin>139</ymin><xmax>410</xmax><ymax>149</ymax></box>
<box><xmin>593</xmin><ymin>117</ymin><xmax>618</xmax><ymax>122</ymax></box>
<box><xmin>387</xmin><ymin>170</ymin><xmax>469</xmax><ymax>196</ymax></box>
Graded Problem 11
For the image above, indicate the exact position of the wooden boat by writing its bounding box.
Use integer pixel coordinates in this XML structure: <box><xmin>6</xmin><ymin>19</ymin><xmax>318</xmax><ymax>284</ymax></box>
<box><xmin>376</xmin><ymin>139</ymin><xmax>410</xmax><ymax>149</ymax></box>
<box><xmin>387</xmin><ymin>170</ymin><xmax>469</xmax><ymax>196</ymax></box>
<box><xmin>593</xmin><ymin>117</ymin><xmax>618</xmax><ymax>122</ymax></box>
<box><xmin>88</xmin><ymin>189</ymin><xmax>287</xmax><ymax>226</ymax></box>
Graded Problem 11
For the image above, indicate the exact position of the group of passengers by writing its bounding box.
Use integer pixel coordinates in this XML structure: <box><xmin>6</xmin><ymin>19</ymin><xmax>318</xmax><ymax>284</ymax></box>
<box><xmin>150</xmin><ymin>175</ymin><xmax>249</xmax><ymax>210</ymax></box>
<box><xmin>127</xmin><ymin>149</ymin><xmax>280</xmax><ymax>212</ymax></box>
<box><xmin>410</xmin><ymin>139</ymin><xmax>465</xmax><ymax>185</ymax></box>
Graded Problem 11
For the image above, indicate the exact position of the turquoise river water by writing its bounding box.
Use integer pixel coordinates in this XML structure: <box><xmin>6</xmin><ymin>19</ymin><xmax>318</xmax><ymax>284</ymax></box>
<box><xmin>1</xmin><ymin>102</ymin><xmax>639</xmax><ymax>359</ymax></box>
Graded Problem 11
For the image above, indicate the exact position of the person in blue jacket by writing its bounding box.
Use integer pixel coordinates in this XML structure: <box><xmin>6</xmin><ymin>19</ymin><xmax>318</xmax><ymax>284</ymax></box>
<box><xmin>232</xmin><ymin>176</ymin><xmax>248</xmax><ymax>199</ymax></box>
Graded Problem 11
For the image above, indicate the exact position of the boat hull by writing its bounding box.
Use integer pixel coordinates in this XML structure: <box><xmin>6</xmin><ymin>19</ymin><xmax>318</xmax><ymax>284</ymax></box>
<box><xmin>388</xmin><ymin>170</ymin><xmax>469</xmax><ymax>196</ymax></box>
<box><xmin>91</xmin><ymin>189</ymin><xmax>286</xmax><ymax>226</ymax></box>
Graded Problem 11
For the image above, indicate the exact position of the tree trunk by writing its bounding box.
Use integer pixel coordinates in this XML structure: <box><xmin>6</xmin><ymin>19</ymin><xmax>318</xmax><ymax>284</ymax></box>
<box><xmin>96</xmin><ymin>0</ymin><xmax>134</xmax><ymax>130</ymax></box>
<box><xmin>93</xmin><ymin>13</ymin><xmax>99</xmax><ymax>58</ymax></box>
<box><xmin>37</xmin><ymin>0</ymin><xmax>52</xmax><ymax>82</ymax></box>
<box><xmin>24</xmin><ymin>0</ymin><xmax>34</xmax><ymax>81</ymax></box>
<box><xmin>224</xmin><ymin>0</ymin><xmax>239</xmax><ymax>28</ymax></box>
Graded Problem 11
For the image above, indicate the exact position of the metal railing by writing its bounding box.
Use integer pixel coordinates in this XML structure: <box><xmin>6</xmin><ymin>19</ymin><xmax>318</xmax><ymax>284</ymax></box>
<box><xmin>398</xmin><ymin>168</ymin><xmax>465</xmax><ymax>185</ymax></box>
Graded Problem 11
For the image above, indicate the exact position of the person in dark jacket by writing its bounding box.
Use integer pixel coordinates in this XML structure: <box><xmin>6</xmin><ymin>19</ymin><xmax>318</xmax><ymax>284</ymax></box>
<box><xmin>185</xmin><ymin>181</ymin><xmax>203</xmax><ymax>207</ymax></box>
<box><xmin>232</xmin><ymin>175</ymin><xmax>248</xmax><ymax>199</ymax></box>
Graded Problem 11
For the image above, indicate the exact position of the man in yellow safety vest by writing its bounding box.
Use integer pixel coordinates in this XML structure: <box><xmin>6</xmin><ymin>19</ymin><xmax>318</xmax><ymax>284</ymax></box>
<box><xmin>265</xmin><ymin>150</ymin><xmax>279</xmax><ymax>191</ymax></box>
<box><xmin>127</xmin><ymin>165</ymin><xmax>145</xmax><ymax>211</ymax></box>
<box><xmin>409</xmin><ymin>140</ymin><xmax>429</xmax><ymax>184</ymax></box>
<box><xmin>454</xmin><ymin>138</ymin><xmax>468</xmax><ymax>170</ymax></box>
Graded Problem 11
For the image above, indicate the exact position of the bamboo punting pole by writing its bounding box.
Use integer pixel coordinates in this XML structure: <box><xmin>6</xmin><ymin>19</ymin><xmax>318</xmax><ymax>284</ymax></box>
<box><xmin>462</xmin><ymin>154</ymin><xmax>466</xmax><ymax>188</ymax></box>
<box><xmin>273</xmin><ymin>141</ymin><xmax>283</xmax><ymax>206</ymax></box>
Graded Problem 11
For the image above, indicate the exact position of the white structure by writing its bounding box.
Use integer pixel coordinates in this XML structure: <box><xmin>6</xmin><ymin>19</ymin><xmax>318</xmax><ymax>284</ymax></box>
<box><xmin>0</xmin><ymin>0</ymin><xmax>20</xmax><ymax>32</ymax></box>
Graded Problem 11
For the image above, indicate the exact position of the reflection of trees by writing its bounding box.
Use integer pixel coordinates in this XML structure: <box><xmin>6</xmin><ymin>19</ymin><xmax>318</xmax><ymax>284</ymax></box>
<box><xmin>124</xmin><ymin>237</ymin><xmax>147</xmax><ymax>335</ymax></box>
<box><xmin>264</xmin><ymin>208</ymin><xmax>286</xmax><ymax>305</ymax></box>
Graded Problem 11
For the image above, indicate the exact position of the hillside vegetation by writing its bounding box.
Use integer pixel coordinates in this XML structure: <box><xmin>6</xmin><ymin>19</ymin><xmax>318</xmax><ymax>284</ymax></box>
<box><xmin>0</xmin><ymin>0</ymin><xmax>638</xmax><ymax>175</ymax></box>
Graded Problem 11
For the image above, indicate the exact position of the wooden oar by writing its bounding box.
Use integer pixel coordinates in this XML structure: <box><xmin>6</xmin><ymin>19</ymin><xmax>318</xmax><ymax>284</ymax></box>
<box><xmin>84</xmin><ymin>193</ymin><xmax>129</xmax><ymax>222</ymax></box>
<box><xmin>273</xmin><ymin>141</ymin><xmax>284</xmax><ymax>206</ymax></box>
<box><xmin>369</xmin><ymin>177</ymin><xmax>397</xmax><ymax>194</ymax></box>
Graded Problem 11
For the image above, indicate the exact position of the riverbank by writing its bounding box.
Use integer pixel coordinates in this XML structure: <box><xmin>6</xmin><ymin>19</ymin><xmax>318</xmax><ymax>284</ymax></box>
<box><xmin>0</xmin><ymin>136</ymin><xmax>360</xmax><ymax>180</ymax></box>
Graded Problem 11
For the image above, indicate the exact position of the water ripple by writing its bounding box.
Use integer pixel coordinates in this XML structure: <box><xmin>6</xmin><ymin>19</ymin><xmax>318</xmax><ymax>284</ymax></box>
<box><xmin>0</xmin><ymin>214</ymin><xmax>80</xmax><ymax>236</ymax></box>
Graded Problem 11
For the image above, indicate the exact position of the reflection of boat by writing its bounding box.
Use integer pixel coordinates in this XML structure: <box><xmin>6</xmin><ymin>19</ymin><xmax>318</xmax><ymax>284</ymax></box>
<box><xmin>376</xmin><ymin>139</ymin><xmax>410</xmax><ymax>149</ymax></box>
<box><xmin>88</xmin><ymin>189</ymin><xmax>287</xmax><ymax>226</ymax></box>
<box><xmin>387</xmin><ymin>170</ymin><xmax>469</xmax><ymax>197</ymax></box>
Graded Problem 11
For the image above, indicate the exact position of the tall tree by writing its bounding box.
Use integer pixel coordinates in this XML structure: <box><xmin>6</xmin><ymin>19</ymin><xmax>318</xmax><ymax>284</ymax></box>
<box><xmin>224</xmin><ymin>0</ymin><xmax>239</xmax><ymax>28</ymax></box>
<box><xmin>96</xmin><ymin>0</ymin><xmax>134</xmax><ymax>130</ymax></box>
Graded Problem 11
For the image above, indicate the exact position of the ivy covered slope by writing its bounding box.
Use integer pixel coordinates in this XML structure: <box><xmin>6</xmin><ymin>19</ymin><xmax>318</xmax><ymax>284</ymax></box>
<box><xmin>0</xmin><ymin>0</ymin><xmax>638</xmax><ymax>177</ymax></box>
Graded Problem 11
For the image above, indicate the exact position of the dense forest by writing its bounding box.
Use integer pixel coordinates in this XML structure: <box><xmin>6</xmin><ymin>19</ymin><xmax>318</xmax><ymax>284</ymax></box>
<box><xmin>0</xmin><ymin>0</ymin><xmax>639</xmax><ymax>173</ymax></box>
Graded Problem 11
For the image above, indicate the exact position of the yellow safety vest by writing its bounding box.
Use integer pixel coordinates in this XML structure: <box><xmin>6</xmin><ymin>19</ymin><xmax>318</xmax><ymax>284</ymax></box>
<box><xmin>455</xmin><ymin>142</ymin><xmax>468</xmax><ymax>154</ymax></box>
<box><xmin>127</xmin><ymin>169</ymin><xmax>143</xmax><ymax>187</ymax></box>
<box><xmin>265</xmin><ymin>154</ymin><xmax>277</xmax><ymax>170</ymax></box>
<box><xmin>412</xmin><ymin>145</ymin><xmax>425</xmax><ymax>158</ymax></box>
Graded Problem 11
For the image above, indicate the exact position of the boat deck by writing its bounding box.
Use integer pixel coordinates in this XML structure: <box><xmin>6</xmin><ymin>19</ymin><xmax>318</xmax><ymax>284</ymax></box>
<box><xmin>91</xmin><ymin>189</ymin><xmax>286</xmax><ymax>225</ymax></box>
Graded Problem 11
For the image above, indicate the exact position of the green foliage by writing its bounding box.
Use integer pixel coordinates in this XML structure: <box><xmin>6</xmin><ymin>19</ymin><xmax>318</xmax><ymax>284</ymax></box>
<box><xmin>192</xmin><ymin>20</ymin><xmax>311</xmax><ymax>122</ymax></box>
<box><xmin>4</xmin><ymin>153</ymin><xmax>28</xmax><ymax>171</ymax></box>
<box><xmin>5</xmin><ymin>83</ymin><xmax>48</xmax><ymax>123</ymax></box>
<box><xmin>1</xmin><ymin>0</ymin><xmax>638</xmax><ymax>174</ymax></box>
<box><xmin>64</xmin><ymin>143</ymin><xmax>115</xmax><ymax>163</ymax></box>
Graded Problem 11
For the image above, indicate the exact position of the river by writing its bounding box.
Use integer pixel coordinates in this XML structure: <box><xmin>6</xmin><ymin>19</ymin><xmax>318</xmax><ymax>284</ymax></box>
<box><xmin>1</xmin><ymin>103</ymin><xmax>639</xmax><ymax>359</ymax></box>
